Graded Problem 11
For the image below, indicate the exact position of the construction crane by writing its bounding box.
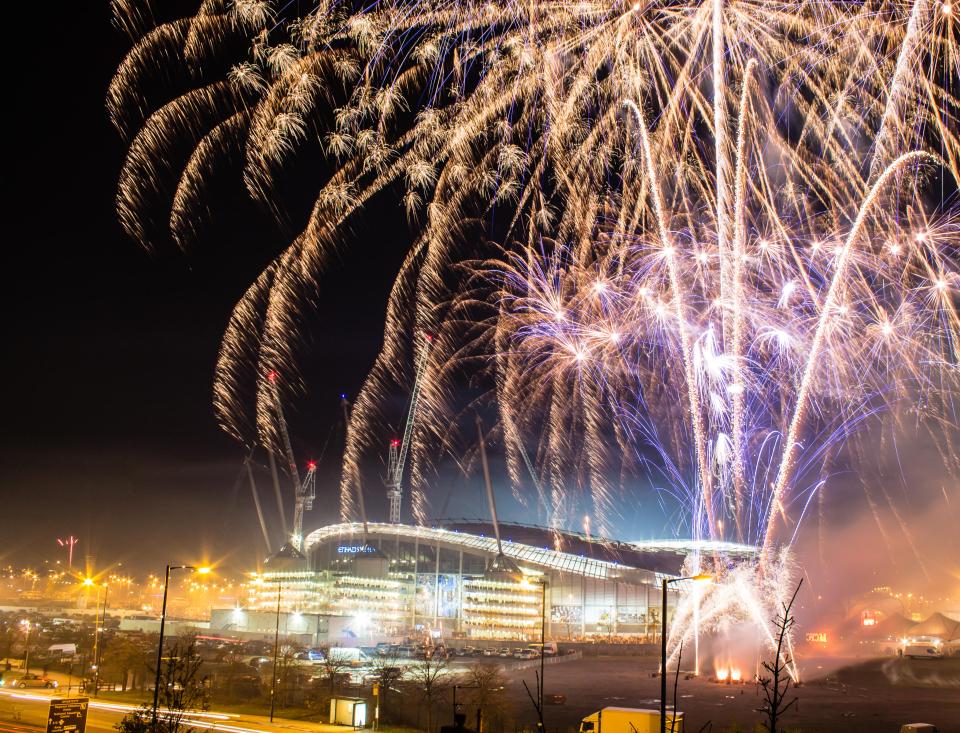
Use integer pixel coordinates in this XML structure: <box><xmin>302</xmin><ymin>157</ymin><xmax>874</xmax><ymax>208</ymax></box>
<box><xmin>265</xmin><ymin>370</ymin><xmax>316</xmax><ymax>551</ymax></box>
<box><xmin>384</xmin><ymin>333</ymin><xmax>433</xmax><ymax>524</ymax></box>
<box><xmin>267</xmin><ymin>370</ymin><xmax>302</xmax><ymax>495</ymax></box>
<box><xmin>292</xmin><ymin>460</ymin><xmax>317</xmax><ymax>551</ymax></box>
<box><xmin>476</xmin><ymin>414</ymin><xmax>519</xmax><ymax>574</ymax></box>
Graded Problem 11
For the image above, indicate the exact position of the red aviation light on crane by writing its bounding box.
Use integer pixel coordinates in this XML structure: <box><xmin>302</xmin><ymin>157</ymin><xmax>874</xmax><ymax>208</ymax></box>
<box><xmin>306</xmin><ymin>460</ymin><xmax>317</xmax><ymax>470</ymax></box>
<box><xmin>424</xmin><ymin>332</ymin><xmax>434</xmax><ymax>342</ymax></box>
<box><xmin>267</xmin><ymin>370</ymin><xmax>278</xmax><ymax>383</ymax></box>
<box><xmin>390</xmin><ymin>439</ymin><xmax>401</xmax><ymax>448</ymax></box>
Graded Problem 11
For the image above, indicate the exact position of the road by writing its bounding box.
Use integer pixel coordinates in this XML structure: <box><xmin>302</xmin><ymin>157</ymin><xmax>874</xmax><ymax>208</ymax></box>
<box><xmin>0</xmin><ymin>688</ymin><xmax>347</xmax><ymax>733</ymax></box>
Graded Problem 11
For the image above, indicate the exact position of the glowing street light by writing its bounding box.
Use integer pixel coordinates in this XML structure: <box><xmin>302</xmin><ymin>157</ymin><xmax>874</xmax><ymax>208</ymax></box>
<box><xmin>660</xmin><ymin>573</ymin><xmax>712</xmax><ymax>733</ymax></box>
<box><xmin>82</xmin><ymin>579</ymin><xmax>110</xmax><ymax>697</ymax></box>
<box><xmin>152</xmin><ymin>565</ymin><xmax>210</xmax><ymax>726</ymax></box>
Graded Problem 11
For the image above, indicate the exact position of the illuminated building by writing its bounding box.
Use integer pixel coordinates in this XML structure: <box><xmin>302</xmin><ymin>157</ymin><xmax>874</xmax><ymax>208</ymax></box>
<box><xmin>228</xmin><ymin>521</ymin><xmax>756</xmax><ymax>642</ymax></box>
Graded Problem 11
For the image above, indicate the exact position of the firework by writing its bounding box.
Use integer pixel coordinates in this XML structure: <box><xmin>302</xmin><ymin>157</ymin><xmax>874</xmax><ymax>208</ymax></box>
<box><xmin>111</xmin><ymin>1</ymin><xmax>959</xmax><ymax>549</ymax></box>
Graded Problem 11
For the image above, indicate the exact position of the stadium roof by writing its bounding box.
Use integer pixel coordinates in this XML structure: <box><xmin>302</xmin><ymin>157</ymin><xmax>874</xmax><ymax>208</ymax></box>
<box><xmin>304</xmin><ymin>521</ymin><xmax>758</xmax><ymax>581</ymax></box>
<box><xmin>909</xmin><ymin>612</ymin><xmax>960</xmax><ymax>641</ymax></box>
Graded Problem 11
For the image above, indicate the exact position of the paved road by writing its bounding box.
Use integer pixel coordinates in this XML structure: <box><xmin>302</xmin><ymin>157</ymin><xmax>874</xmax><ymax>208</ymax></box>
<box><xmin>0</xmin><ymin>719</ymin><xmax>47</xmax><ymax>733</ymax></box>
<box><xmin>0</xmin><ymin>689</ymin><xmax>347</xmax><ymax>733</ymax></box>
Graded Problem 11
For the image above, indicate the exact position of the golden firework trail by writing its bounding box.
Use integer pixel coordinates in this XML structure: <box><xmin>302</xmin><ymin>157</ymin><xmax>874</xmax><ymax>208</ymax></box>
<box><xmin>111</xmin><ymin>0</ymin><xmax>959</xmax><ymax>552</ymax></box>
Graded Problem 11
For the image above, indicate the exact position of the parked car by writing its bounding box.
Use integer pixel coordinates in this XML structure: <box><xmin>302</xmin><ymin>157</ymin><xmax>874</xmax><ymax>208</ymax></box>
<box><xmin>3</xmin><ymin>673</ymin><xmax>59</xmax><ymax>689</ymax></box>
<box><xmin>498</xmin><ymin>648</ymin><xmax>512</xmax><ymax>657</ymax></box>
<box><xmin>294</xmin><ymin>649</ymin><xmax>325</xmax><ymax>662</ymax></box>
<box><xmin>514</xmin><ymin>648</ymin><xmax>539</xmax><ymax>659</ymax></box>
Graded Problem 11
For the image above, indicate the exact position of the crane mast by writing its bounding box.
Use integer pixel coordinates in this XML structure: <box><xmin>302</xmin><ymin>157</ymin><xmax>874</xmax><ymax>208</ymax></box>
<box><xmin>266</xmin><ymin>370</ymin><xmax>315</xmax><ymax>551</ymax></box>
<box><xmin>385</xmin><ymin>333</ymin><xmax>433</xmax><ymax>524</ymax></box>
<box><xmin>292</xmin><ymin>461</ymin><xmax>317</xmax><ymax>551</ymax></box>
<box><xmin>267</xmin><ymin>370</ymin><xmax>302</xmax><ymax>492</ymax></box>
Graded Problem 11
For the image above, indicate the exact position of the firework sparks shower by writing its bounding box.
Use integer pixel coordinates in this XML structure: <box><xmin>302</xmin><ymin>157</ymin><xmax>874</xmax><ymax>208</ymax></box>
<box><xmin>111</xmin><ymin>0</ymin><xmax>959</xmax><ymax>555</ymax></box>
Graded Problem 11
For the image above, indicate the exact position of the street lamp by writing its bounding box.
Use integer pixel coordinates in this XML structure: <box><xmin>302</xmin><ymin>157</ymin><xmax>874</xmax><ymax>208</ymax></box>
<box><xmin>520</xmin><ymin>575</ymin><xmax>548</xmax><ymax>732</ymax></box>
<box><xmin>269</xmin><ymin>578</ymin><xmax>283</xmax><ymax>722</ymax></box>
<box><xmin>660</xmin><ymin>574</ymin><xmax>712</xmax><ymax>733</ymax></box>
<box><xmin>538</xmin><ymin>578</ymin><xmax>547</xmax><ymax>731</ymax></box>
<box><xmin>152</xmin><ymin>565</ymin><xmax>210</xmax><ymax>726</ymax></box>
<box><xmin>84</xmin><ymin>579</ymin><xmax>109</xmax><ymax>697</ymax></box>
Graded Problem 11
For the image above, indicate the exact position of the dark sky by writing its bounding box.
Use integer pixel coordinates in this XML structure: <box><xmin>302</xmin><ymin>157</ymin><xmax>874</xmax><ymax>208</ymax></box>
<box><xmin>2</xmin><ymin>2</ymin><xmax>512</xmax><ymax>577</ymax></box>
<box><xmin>3</xmin><ymin>4</ymin><xmax>956</xmax><ymax>601</ymax></box>
<box><xmin>1</xmin><ymin>2</ymin><xmax>399</xmax><ymax>575</ymax></box>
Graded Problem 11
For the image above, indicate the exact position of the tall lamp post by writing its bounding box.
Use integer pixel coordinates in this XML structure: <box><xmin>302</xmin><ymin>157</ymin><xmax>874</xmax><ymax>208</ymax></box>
<box><xmin>269</xmin><ymin>578</ymin><xmax>283</xmax><ymax>722</ymax></box>
<box><xmin>83</xmin><ymin>579</ymin><xmax>109</xmax><ymax>697</ymax></box>
<box><xmin>152</xmin><ymin>565</ymin><xmax>209</xmax><ymax>726</ymax></box>
<box><xmin>660</xmin><ymin>574</ymin><xmax>712</xmax><ymax>733</ymax></box>
<box><xmin>538</xmin><ymin>578</ymin><xmax>547</xmax><ymax>730</ymax></box>
<box><xmin>519</xmin><ymin>575</ymin><xmax>548</xmax><ymax>731</ymax></box>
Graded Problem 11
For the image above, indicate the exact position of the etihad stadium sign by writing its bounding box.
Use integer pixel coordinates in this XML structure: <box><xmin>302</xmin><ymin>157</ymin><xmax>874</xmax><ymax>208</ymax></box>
<box><xmin>337</xmin><ymin>545</ymin><xmax>377</xmax><ymax>554</ymax></box>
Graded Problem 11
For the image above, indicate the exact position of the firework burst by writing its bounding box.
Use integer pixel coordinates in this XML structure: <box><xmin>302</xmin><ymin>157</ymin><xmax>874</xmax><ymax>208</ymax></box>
<box><xmin>111</xmin><ymin>0</ymin><xmax>960</xmax><ymax>549</ymax></box>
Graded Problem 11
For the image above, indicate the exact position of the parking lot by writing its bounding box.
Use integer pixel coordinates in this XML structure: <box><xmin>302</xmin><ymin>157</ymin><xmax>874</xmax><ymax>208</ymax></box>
<box><xmin>494</xmin><ymin>654</ymin><xmax>960</xmax><ymax>733</ymax></box>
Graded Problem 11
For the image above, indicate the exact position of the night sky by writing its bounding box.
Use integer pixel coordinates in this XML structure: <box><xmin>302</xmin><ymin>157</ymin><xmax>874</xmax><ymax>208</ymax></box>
<box><xmin>3</xmin><ymin>4</ymin><xmax>957</xmax><ymax>600</ymax></box>
<box><xmin>3</xmin><ymin>2</ymin><xmax>514</xmax><ymax>576</ymax></box>
<box><xmin>2</xmin><ymin>2</ymin><xmax>401</xmax><ymax>574</ymax></box>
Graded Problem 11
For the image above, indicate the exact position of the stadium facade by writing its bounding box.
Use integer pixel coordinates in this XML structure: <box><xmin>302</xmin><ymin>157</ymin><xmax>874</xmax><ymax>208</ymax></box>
<box><xmin>224</xmin><ymin>521</ymin><xmax>756</xmax><ymax>642</ymax></box>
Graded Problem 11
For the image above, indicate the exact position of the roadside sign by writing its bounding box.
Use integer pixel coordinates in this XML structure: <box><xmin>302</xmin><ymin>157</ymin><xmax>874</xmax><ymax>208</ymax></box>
<box><xmin>46</xmin><ymin>697</ymin><xmax>88</xmax><ymax>733</ymax></box>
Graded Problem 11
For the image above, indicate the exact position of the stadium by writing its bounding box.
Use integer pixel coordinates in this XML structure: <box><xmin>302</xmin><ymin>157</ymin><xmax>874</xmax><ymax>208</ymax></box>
<box><xmin>215</xmin><ymin>522</ymin><xmax>756</xmax><ymax>644</ymax></box>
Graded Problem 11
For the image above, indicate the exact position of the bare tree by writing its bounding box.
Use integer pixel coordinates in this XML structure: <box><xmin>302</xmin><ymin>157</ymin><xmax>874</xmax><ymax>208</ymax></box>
<box><xmin>521</xmin><ymin>671</ymin><xmax>543</xmax><ymax>733</ymax></box>
<box><xmin>756</xmin><ymin>579</ymin><xmax>803</xmax><ymax>733</ymax></box>
<box><xmin>465</xmin><ymin>663</ymin><xmax>509</xmax><ymax>733</ymax></box>
<box><xmin>407</xmin><ymin>655</ymin><xmax>450</xmax><ymax>733</ymax></box>
<box><xmin>116</xmin><ymin>638</ymin><xmax>208</xmax><ymax>733</ymax></box>
<box><xmin>368</xmin><ymin>652</ymin><xmax>404</xmax><ymax>723</ymax></box>
<box><xmin>100</xmin><ymin>635</ymin><xmax>150</xmax><ymax>692</ymax></box>
<box><xmin>274</xmin><ymin>643</ymin><xmax>307</xmax><ymax>709</ymax></box>
<box><xmin>319</xmin><ymin>649</ymin><xmax>353</xmax><ymax>696</ymax></box>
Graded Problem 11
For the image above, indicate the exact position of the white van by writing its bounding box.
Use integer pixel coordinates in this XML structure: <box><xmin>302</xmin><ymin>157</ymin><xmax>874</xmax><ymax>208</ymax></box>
<box><xmin>904</xmin><ymin>644</ymin><xmax>943</xmax><ymax>659</ymax></box>
<box><xmin>327</xmin><ymin>647</ymin><xmax>367</xmax><ymax>665</ymax></box>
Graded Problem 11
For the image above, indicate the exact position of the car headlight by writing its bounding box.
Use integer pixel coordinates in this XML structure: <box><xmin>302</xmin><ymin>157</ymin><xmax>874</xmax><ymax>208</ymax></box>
<box><xmin>52</xmin><ymin>681</ymin><xmax>59</xmax><ymax>687</ymax></box>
